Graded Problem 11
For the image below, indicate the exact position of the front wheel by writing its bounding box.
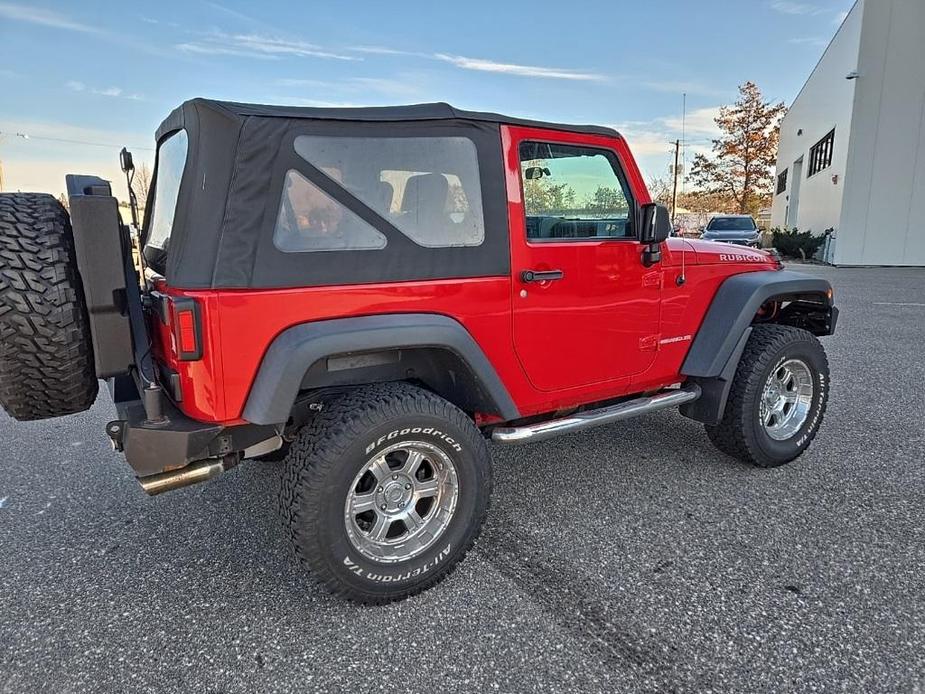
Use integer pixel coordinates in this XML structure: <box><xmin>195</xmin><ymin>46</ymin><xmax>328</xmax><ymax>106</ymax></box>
<box><xmin>705</xmin><ymin>324</ymin><xmax>829</xmax><ymax>468</ymax></box>
<box><xmin>279</xmin><ymin>383</ymin><xmax>491</xmax><ymax>603</ymax></box>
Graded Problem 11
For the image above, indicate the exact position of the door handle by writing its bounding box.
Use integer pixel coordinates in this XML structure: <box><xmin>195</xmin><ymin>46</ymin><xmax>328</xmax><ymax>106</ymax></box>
<box><xmin>521</xmin><ymin>269</ymin><xmax>564</xmax><ymax>283</ymax></box>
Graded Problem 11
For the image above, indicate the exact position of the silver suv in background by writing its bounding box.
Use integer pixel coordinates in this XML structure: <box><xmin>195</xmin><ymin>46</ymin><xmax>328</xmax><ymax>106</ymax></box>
<box><xmin>700</xmin><ymin>215</ymin><xmax>761</xmax><ymax>247</ymax></box>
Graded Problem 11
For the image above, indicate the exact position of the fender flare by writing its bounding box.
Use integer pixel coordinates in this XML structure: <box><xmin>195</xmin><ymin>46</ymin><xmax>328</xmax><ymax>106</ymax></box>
<box><xmin>679</xmin><ymin>270</ymin><xmax>834</xmax><ymax>425</ymax></box>
<box><xmin>242</xmin><ymin>313</ymin><xmax>519</xmax><ymax>425</ymax></box>
<box><xmin>681</xmin><ymin>269</ymin><xmax>833</xmax><ymax>378</ymax></box>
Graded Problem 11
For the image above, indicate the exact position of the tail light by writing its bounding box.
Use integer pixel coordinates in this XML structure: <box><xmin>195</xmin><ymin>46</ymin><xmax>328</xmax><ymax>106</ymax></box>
<box><xmin>170</xmin><ymin>297</ymin><xmax>203</xmax><ymax>361</ymax></box>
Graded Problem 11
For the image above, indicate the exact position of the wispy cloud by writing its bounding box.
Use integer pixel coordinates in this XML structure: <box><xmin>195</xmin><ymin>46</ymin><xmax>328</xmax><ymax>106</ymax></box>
<box><xmin>348</xmin><ymin>45</ymin><xmax>427</xmax><ymax>58</ymax></box>
<box><xmin>177</xmin><ymin>32</ymin><xmax>360</xmax><ymax>61</ymax></box>
<box><xmin>137</xmin><ymin>14</ymin><xmax>179</xmax><ymax>28</ymax></box>
<box><xmin>65</xmin><ymin>80</ymin><xmax>143</xmax><ymax>100</ymax></box>
<box><xmin>612</xmin><ymin>111</ymin><xmax>722</xmax><ymax>180</ymax></box>
<box><xmin>0</xmin><ymin>2</ymin><xmax>100</xmax><ymax>33</ymax></box>
<box><xmin>611</xmin><ymin>123</ymin><xmax>678</xmax><ymax>157</ymax></box>
<box><xmin>833</xmin><ymin>9</ymin><xmax>850</xmax><ymax>25</ymax></box>
<box><xmin>770</xmin><ymin>1</ymin><xmax>827</xmax><ymax>16</ymax></box>
<box><xmin>434</xmin><ymin>54</ymin><xmax>604</xmax><ymax>81</ymax></box>
<box><xmin>203</xmin><ymin>1</ymin><xmax>259</xmax><ymax>25</ymax></box>
<box><xmin>177</xmin><ymin>41</ymin><xmax>277</xmax><ymax>59</ymax></box>
<box><xmin>349</xmin><ymin>46</ymin><xmax>604</xmax><ymax>81</ymax></box>
<box><xmin>660</xmin><ymin>107</ymin><xmax>723</xmax><ymax>137</ymax></box>
<box><xmin>788</xmin><ymin>36</ymin><xmax>829</xmax><ymax>47</ymax></box>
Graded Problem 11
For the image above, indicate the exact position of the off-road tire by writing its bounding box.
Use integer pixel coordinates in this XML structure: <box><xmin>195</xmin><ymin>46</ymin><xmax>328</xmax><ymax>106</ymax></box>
<box><xmin>0</xmin><ymin>193</ymin><xmax>97</xmax><ymax>420</ymax></box>
<box><xmin>705</xmin><ymin>324</ymin><xmax>829</xmax><ymax>468</ymax></box>
<box><xmin>280</xmin><ymin>382</ymin><xmax>491</xmax><ymax>604</ymax></box>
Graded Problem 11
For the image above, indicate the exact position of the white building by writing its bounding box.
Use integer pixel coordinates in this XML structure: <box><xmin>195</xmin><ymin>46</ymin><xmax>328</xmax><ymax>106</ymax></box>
<box><xmin>771</xmin><ymin>0</ymin><xmax>925</xmax><ymax>266</ymax></box>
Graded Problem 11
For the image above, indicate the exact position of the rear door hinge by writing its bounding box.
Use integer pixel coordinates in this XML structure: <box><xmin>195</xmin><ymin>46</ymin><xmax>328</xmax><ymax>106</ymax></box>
<box><xmin>639</xmin><ymin>334</ymin><xmax>660</xmax><ymax>352</ymax></box>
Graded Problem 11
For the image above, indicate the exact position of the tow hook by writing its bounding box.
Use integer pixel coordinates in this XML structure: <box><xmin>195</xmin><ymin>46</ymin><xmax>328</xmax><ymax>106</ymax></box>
<box><xmin>106</xmin><ymin>420</ymin><xmax>126</xmax><ymax>452</ymax></box>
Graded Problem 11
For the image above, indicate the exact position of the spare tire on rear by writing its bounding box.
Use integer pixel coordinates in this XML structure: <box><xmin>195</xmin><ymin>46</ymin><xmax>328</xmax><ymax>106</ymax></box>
<box><xmin>0</xmin><ymin>193</ymin><xmax>98</xmax><ymax>420</ymax></box>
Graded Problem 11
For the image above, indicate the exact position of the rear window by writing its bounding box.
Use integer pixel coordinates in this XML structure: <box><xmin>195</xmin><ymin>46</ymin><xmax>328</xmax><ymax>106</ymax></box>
<box><xmin>144</xmin><ymin>130</ymin><xmax>188</xmax><ymax>272</ymax></box>
<box><xmin>273</xmin><ymin>135</ymin><xmax>485</xmax><ymax>252</ymax></box>
<box><xmin>707</xmin><ymin>217</ymin><xmax>756</xmax><ymax>231</ymax></box>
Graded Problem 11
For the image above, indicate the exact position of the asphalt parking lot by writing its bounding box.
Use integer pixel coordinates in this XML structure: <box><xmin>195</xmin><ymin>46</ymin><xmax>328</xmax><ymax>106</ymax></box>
<box><xmin>1</xmin><ymin>264</ymin><xmax>923</xmax><ymax>693</ymax></box>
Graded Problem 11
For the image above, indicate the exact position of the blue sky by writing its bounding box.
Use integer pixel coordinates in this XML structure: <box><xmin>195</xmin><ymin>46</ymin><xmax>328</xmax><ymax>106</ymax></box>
<box><xmin>0</xmin><ymin>0</ymin><xmax>854</xmax><ymax>199</ymax></box>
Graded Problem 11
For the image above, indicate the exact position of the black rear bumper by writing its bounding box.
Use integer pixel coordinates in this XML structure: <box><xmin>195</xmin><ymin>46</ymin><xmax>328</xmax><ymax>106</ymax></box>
<box><xmin>106</xmin><ymin>376</ymin><xmax>276</xmax><ymax>478</ymax></box>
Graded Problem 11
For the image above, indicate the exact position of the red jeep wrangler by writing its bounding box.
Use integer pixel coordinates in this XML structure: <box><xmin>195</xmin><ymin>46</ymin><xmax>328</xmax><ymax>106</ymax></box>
<box><xmin>0</xmin><ymin>99</ymin><xmax>837</xmax><ymax>603</ymax></box>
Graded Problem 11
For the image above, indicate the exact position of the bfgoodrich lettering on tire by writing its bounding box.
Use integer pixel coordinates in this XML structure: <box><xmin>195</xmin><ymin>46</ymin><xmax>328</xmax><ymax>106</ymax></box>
<box><xmin>705</xmin><ymin>324</ymin><xmax>829</xmax><ymax>468</ymax></box>
<box><xmin>279</xmin><ymin>382</ymin><xmax>491</xmax><ymax>603</ymax></box>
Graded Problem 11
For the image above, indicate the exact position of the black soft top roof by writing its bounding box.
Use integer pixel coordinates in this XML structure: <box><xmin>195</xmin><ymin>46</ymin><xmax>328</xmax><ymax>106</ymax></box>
<box><xmin>147</xmin><ymin>98</ymin><xmax>623</xmax><ymax>289</ymax></box>
<box><xmin>155</xmin><ymin>98</ymin><xmax>620</xmax><ymax>143</ymax></box>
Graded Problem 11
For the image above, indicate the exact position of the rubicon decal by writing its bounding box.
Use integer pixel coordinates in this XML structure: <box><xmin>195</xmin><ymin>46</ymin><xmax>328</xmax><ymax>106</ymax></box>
<box><xmin>719</xmin><ymin>253</ymin><xmax>765</xmax><ymax>262</ymax></box>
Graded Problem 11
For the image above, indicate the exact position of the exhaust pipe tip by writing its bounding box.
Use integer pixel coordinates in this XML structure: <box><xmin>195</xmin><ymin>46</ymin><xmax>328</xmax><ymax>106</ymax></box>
<box><xmin>137</xmin><ymin>457</ymin><xmax>231</xmax><ymax>496</ymax></box>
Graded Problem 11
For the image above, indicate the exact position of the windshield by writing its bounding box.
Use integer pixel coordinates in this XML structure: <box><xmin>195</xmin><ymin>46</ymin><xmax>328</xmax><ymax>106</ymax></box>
<box><xmin>144</xmin><ymin>129</ymin><xmax>188</xmax><ymax>273</ymax></box>
<box><xmin>707</xmin><ymin>217</ymin><xmax>756</xmax><ymax>232</ymax></box>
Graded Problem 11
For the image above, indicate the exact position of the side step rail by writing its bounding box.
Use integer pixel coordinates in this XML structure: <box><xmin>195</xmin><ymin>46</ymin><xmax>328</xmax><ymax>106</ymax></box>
<box><xmin>491</xmin><ymin>385</ymin><xmax>701</xmax><ymax>445</ymax></box>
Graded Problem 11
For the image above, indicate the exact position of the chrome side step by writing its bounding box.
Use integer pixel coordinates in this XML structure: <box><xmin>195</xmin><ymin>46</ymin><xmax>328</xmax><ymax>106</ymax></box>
<box><xmin>491</xmin><ymin>385</ymin><xmax>701</xmax><ymax>445</ymax></box>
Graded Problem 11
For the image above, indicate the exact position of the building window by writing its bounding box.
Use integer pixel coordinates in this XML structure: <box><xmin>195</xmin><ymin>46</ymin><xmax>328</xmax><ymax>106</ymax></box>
<box><xmin>776</xmin><ymin>168</ymin><xmax>788</xmax><ymax>195</ymax></box>
<box><xmin>808</xmin><ymin>129</ymin><xmax>835</xmax><ymax>177</ymax></box>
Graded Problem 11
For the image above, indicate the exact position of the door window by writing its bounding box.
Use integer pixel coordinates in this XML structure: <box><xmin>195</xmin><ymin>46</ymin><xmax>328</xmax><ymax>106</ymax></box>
<box><xmin>519</xmin><ymin>142</ymin><xmax>634</xmax><ymax>241</ymax></box>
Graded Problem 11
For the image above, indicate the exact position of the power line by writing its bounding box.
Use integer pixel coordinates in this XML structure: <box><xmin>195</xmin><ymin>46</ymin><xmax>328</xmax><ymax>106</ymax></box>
<box><xmin>0</xmin><ymin>131</ymin><xmax>153</xmax><ymax>151</ymax></box>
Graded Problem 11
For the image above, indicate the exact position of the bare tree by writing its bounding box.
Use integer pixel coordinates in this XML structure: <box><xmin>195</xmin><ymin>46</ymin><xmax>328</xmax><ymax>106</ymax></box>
<box><xmin>688</xmin><ymin>82</ymin><xmax>786</xmax><ymax>215</ymax></box>
<box><xmin>131</xmin><ymin>163</ymin><xmax>152</xmax><ymax>205</ymax></box>
<box><xmin>647</xmin><ymin>174</ymin><xmax>674</xmax><ymax>207</ymax></box>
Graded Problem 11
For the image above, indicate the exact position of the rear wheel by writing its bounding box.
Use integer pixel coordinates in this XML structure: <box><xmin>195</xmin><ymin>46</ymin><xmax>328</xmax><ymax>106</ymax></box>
<box><xmin>0</xmin><ymin>193</ymin><xmax>97</xmax><ymax>420</ymax></box>
<box><xmin>705</xmin><ymin>324</ymin><xmax>829</xmax><ymax>468</ymax></box>
<box><xmin>280</xmin><ymin>383</ymin><xmax>491</xmax><ymax>603</ymax></box>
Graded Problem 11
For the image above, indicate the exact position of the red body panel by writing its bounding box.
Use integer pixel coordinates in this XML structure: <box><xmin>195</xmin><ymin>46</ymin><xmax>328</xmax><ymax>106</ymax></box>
<box><xmin>502</xmin><ymin>126</ymin><xmax>660</xmax><ymax>392</ymax></box>
<box><xmin>154</xmin><ymin>128</ymin><xmax>777</xmax><ymax>426</ymax></box>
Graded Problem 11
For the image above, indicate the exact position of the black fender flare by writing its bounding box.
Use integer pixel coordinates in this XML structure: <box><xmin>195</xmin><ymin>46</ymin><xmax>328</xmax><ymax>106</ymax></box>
<box><xmin>680</xmin><ymin>269</ymin><xmax>835</xmax><ymax>424</ymax></box>
<box><xmin>242</xmin><ymin>313</ymin><xmax>519</xmax><ymax>425</ymax></box>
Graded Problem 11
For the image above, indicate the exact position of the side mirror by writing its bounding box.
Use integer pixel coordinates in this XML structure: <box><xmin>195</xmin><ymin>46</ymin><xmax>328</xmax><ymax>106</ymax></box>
<box><xmin>638</xmin><ymin>203</ymin><xmax>671</xmax><ymax>267</ymax></box>
<box><xmin>523</xmin><ymin>166</ymin><xmax>551</xmax><ymax>180</ymax></box>
<box><xmin>119</xmin><ymin>147</ymin><xmax>135</xmax><ymax>174</ymax></box>
<box><xmin>638</xmin><ymin>203</ymin><xmax>672</xmax><ymax>244</ymax></box>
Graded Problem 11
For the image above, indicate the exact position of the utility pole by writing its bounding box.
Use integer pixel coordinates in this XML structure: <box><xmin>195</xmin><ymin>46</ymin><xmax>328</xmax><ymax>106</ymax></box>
<box><xmin>671</xmin><ymin>139</ymin><xmax>680</xmax><ymax>224</ymax></box>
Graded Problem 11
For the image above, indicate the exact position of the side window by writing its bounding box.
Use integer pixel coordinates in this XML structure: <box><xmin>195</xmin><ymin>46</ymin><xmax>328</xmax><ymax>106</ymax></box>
<box><xmin>274</xmin><ymin>135</ymin><xmax>485</xmax><ymax>252</ymax></box>
<box><xmin>274</xmin><ymin>170</ymin><xmax>387</xmax><ymax>252</ymax></box>
<box><xmin>519</xmin><ymin>141</ymin><xmax>634</xmax><ymax>240</ymax></box>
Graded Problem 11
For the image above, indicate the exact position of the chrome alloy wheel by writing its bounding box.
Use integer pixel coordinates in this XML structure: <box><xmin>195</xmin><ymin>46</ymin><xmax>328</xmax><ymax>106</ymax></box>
<box><xmin>344</xmin><ymin>441</ymin><xmax>459</xmax><ymax>563</ymax></box>
<box><xmin>760</xmin><ymin>358</ymin><xmax>814</xmax><ymax>441</ymax></box>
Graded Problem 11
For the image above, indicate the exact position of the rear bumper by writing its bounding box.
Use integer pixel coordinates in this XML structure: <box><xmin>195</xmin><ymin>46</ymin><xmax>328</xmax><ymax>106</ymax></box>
<box><xmin>106</xmin><ymin>377</ymin><xmax>277</xmax><ymax>479</ymax></box>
